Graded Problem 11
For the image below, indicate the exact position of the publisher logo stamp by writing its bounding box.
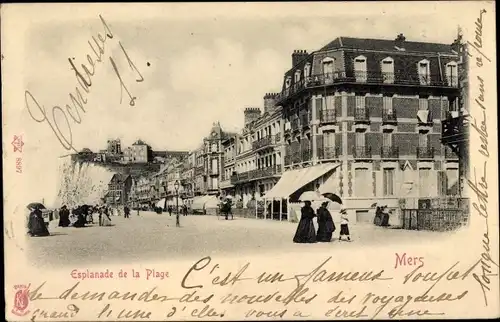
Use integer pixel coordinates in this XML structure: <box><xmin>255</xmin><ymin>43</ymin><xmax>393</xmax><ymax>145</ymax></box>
<box><xmin>12</xmin><ymin>284</ymin><xmax>30</xmax><ymax>316</ymax></box>
<box><xmin>12</xmin><ymin>135</ymin><xmax>24</xmax><ymax>153</ymax></box>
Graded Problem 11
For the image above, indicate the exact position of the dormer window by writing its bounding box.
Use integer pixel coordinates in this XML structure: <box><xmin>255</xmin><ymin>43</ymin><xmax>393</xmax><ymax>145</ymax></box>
<box><xmin>285</xmin><ymin>76</ymin><xmax>292</xmax><ymax>89</ymax></box>
<box><xmin>446</xmin><ymin>61</ymin><xmax>458</xmax><ymax>87</ymax></box>
<box><xmin>381</xmin><ymin>57</ymin><xmax>394</xmax><ymax>84</ymax></box>
<box><xmin>304</xmin><ymin>63</ymin><xmax>311</xmax><ymax>77</ymax></box>
<box><xmin>295</xmin><ymin>70</ymin><xmax>301</xmax><ymax>83</ymax></box>
<box><xmin>418</xmin><ymin>59</ymin><xmax>430</xmax><ymax>85</ymax></box>
<box><xmin>322</xmin><ymin>57</ymin><xmax>335</xmax><ymax>84</ymax></box>
<box><xmin>354</xmin><ymin>55</ymin><xmax>367</xmax><ymax>83</ymax></box>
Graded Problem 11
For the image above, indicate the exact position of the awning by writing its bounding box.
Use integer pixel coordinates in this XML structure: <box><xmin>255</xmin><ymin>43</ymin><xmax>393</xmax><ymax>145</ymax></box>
<box><xmin>264</xmin><ymin>163</ymin><xmax>340</xmax><ymax>199</ymax></box>
<box><xmin>156</xmin><ymin>198</ymin><xmax>166</xmax><ymax>208</ymax></box>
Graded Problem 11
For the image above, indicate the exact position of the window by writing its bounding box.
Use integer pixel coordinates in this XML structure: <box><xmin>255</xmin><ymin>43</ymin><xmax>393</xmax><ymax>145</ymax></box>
<box><xmin>383</xmin><ymin>96</ymin><xmax>393</xmax><ymax>114</ymax></box>
<box><xmin>419</xmin><ymin>168</ymin><xmax>432</xmax><ymax>196</ymax></box>
<box><xmin>295</xmin><ymin>70</ymin><xmax>301</xmax><ymax>83</ymax></box>
<box><xmin>322</xmin><ymin>58</ymin><xmax>335</xmax><ymax>84</ymax></box>
<box><xmin>355</xmin><ymin>130</ymin><xmax>365</xmax><ymax>147</ymax></box>
<box><xmin>354</xmin><ymin>56</ymin><xmax>367</xmax><ymax>82</ymax></box>
<box><xmin>355</xmin><ymin>95</ymin><xmax>366</xmax><ymax>109</ymax></box>
<box><xmin>285</xmin><ymin>76</ymin><xmax>291</xmax><ymax>89</ymax></box>
<box><xmin>446</xmin><ymin>168</ymin><xmax>459</xmax><ymax>195</ymax></box>
<box><xmin>381</xmin><ymin>57</ymin><xmax>394</xmax><ymax>83</ymax></box>
<box><xmin>211</xmin><ymin>158</ymin><xmax>218</xmax><ymax>175</ymax></box>
<box><xmin>383</xmin><ymin>168</ymin><xmax>395</xmax><ymax>196</ymax></box>
<box><xmin>304</xmin><ymin>63</ymin><xmax>311</xmax><ymax>79</ymax></box>
<box><xmin>418</xmin><ymin>59</ymin><xmax>430</xmax><ymax>85</ymax></box>
<box><xmin>323</xmin><ymin>131</ymin><xmax>336</xmax><ymax>158</ymax></box>
<box><xmin>382</xmin><ymin>131</ymin><xmax>392</xmax><ymax>146</ymax></box>
<box><xmin>419</xmin><ymin>98</ymin><xmax>429</xmax><ymax>110</ymax></box>
<box><xmin>446</xmin><ymin>62</ymin><xmax>458</xmax><ymax>87</ymax></box>
<box><xmin>355</xmin><ymin>168</ymin><xmax>371</xmax><ymax>196</ymax></box>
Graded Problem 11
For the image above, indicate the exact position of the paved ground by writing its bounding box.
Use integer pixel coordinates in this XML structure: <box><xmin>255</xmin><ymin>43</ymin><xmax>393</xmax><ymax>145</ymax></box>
<box><xmin>26</xmin><ymin>211</ymin><xmax>450</xmax><ymax>268</ymax></box>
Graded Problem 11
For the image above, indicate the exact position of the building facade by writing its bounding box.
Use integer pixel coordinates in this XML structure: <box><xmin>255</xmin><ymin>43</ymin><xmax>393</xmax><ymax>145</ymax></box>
<box><xmin>123</xmin><ymin>139</ymin><xmax>153</xmax><ymax>163</ymax></box>
<box><xmin>270</xmin><ymin>35</ymin><xmax>461</xmax><ymax>221</ymax></box>
<box><xmin>106</xmin><ymin>173</ymin><xmax>132</xmax><ymax>207</ymax></box>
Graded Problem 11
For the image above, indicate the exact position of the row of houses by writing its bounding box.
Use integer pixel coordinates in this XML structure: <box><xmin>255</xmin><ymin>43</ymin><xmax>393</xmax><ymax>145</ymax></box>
<box><xmin>122</xmin><ymin>33</ymin><xmax>468</xmax><ymax>223</ymax></box>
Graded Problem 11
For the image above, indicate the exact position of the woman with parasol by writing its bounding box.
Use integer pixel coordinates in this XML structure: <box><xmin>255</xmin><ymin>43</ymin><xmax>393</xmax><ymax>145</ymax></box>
<box><xmin>27</xmin><ymin>205</ymin><xmax>50</xmax><ymax>237</ymax></box>
<box><xmin>316</xmin><ymin>200</ymin><xmax>335</xmax><ymax>242</ymax></box>
<box><xmin>293</xmin><ymin>191</ymin><xmax>322</xmax><ymax>244</ymax></box>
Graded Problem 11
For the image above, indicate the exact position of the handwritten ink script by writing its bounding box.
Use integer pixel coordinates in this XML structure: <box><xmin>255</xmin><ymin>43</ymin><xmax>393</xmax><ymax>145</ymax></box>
<box><xmin>466</xmin><ymin>8</ymin><xmax>499</xmax><ymax>307</ymax></box>
<box><xmin>24</xmin><ymin>15</ymin><xmax>145</xmax><ymax>153</ymax></box>
<box><xmin>26</xmin><ymin>256</ymin><xmax>486</xmax><ymax>320</ymax></box>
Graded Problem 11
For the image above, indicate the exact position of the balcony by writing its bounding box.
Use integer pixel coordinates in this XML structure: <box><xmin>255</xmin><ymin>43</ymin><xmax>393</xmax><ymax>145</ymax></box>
<box><xmin>354</xmin><ymin>108</ymin><xmax>370</xmax><ymax>123</ymax></box>
<box><xmin>291</xmin><ymin>118</ymin><xmax>301</xmax><ymax>132</ymax></box>
<box><xmin>320</xmin><ymin>109</ymin><xmax>337</xmax><ymax>124</ymax></box>
<box><xmin>276</xmin><ymin>71</ymin><xmax>458</xmax><ymax>104</ymax></box>
<box><xmin>380</xmin><ymin>146</ymin><xmax>399</xmax><ymax>159</ymax></box>
<box><xmin>318</xmin><ymin>146</ymin><xmax>341</xmax><ymax>160</ymax></box>
<box><xmin>352</xmin><ymin>146</ymin><xmax>372</xmax><ymax>159</ymax></box>
<box><xmin>284</xmin><ymin>155</ymin><xmax>292</xmax><ymax>166</ymax></box>
<box><xmin>230</xmin><ymin>165</ymin><xmax>282</xmax><ymax>184</ymax></box>
<box><xmin>252</xmin><ymin>135</ymin><xmax>278</xmax><ymax>151</ymax></box>
<box><xmin>417</xmin><ymin>146</ymin><xmax>435</xmax><ymax>160</ymax></box>
<box><xmin>382</xmin><ymin>109</ymin><xmax>397</xmax><ymax>124</ymax></box>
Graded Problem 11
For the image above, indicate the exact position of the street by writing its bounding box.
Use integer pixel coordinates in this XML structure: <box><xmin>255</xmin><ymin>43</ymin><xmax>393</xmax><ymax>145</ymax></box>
<box><xmin>27</xmin><ymin>212</ymin><xmax>450</xmax><ymax>268</ymax></box>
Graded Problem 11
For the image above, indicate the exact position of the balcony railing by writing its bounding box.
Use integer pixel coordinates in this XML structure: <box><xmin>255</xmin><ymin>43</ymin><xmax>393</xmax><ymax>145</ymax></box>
<box><xmin>252</xmin><ymin>135</ymin><xmax>279</xmax><ymax>151</ymax></box>
<box><xmin>382</xmin><ymin>109</ymin><xmax>397</xmax><ymax>124</ymax></box>
<box><xmin>230</xmin><ymin>165</ymin><xmax>282</xmax><ymax>184</ymax></box>
<box><xmin>352</xmin><ymin>146</ymin><xmax>372</xmax><ymax>159</ymax></box>
<box><xmin>276</xmin><ymin>71</ymin><xmax>458</xmax><ymax>103</ymax></box>
<box><xmin>354</xmin><ymin>108</ymin><xmax>370</xmax><ymax>122</ymax></box>
<box><xmin>380</xmin><ymin>146</ymin><xmax>399</xmax><ymax>159</ymax></box>
<box><xmin>285</xmin><ymin>148</ymin><xmax>312</xmax><ymax>165</ymax></box>
<box><xmin>320</xmin><ymin>109</ymin><xmax>337</xmax><ymax>124</ymax></box>
<box><xmin>318</xmin><ymin>146</ymin><xmax>341</xmax><ymax>160</ymax></box>
<box><xmin>417</xmin><ymin>146</ymin><xmax>435</xmax><ymax>159</ymax></box>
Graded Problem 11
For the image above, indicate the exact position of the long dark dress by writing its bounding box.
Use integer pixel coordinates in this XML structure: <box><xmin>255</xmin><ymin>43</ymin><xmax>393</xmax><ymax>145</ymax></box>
<box><xmin>58</xmin><ymin>208</ymin><xmax>70</xmax><ymax>227</ymax></box>
<box><xmin>28</xmin><ymin>210</ymin><xmax>50</xmax><ymax>237</ymax></box>
<box><xmin>293</xmin><ymin>206</ymin><xmax>317</xmax><ymax>243</ymax></box>
<box><xmin>316</xmin><ymin>207</ymin><xmax>335</xmax><ymax>242</ymax></box>
<box><xmin>73</xmin><ymin>208</ymin><xmax>86</xmax><ymax>228</ymax></box>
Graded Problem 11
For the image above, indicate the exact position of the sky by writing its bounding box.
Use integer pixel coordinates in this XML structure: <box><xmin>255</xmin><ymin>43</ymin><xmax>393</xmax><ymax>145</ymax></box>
<box><xmin>5</xmin><ymin>2</ymin><xmax>470</xmax><ymax>204</ymax></box>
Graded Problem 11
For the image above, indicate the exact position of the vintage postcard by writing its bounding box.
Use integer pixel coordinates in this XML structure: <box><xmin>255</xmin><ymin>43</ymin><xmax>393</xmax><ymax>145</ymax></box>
<box><xmin>2</xmin><ymin>1</ymin><xmax>499</xmax><ymax>320</ymax></box>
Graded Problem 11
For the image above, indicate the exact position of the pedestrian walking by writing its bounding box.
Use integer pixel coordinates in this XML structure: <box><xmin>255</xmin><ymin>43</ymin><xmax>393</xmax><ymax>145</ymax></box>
<box><xmin>168</xmin><ymin>206</ymin><xmax>172</xmax><ymax>216</ymax></box>
<box><xmin>183</xmin><ymin>205</ymin><xmax>188</xmax><ymax>216</ymax></box>
<box><xmin>124</xmin><ymin>205</ymin><xmax>130</xmax><ymax>219</ymax></box>
<box><xmin>293</xmin><ymin>201</ymin><xmax>317</xmax><ymax>243</ymax></box>
<box><xmin>137</xmin><ymin>208</ymin><xmax>140</xmax><ymax>216</ymax></box>
<box><xmin>339</xmin><ymin>208</ymin><xmax>351</xmax><ymax>241</ymax></box>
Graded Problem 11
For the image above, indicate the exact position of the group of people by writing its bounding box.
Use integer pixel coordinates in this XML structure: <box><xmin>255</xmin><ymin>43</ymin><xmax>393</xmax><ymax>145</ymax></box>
<box><xmin>293</xmin><ymin>201</ymin><xmax>351</xmax><ymax>244</ymax></box>
<box><xmin>58</xmin><ymin>204</ymin><xmax>114</xmax><ymax>228</ymax></box>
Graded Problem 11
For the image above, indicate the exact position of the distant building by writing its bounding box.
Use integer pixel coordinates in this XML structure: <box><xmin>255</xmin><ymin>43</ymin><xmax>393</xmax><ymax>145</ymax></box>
<box><xmin>107</xmin><ymin>139</ymin><xmax>122</xmax><ymax>155</ymax></box>
<box><xmin>106</xmin><ymin>173</ymin><xmax>133</xmax><ymax>207</ymax></box>
<box><xmin>123</xmin><ymin>139</ymin><xmax>153</xmax><ymax>163</ymax></box>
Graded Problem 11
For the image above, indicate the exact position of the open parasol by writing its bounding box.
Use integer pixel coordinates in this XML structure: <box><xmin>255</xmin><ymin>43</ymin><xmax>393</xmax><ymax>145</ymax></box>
<box><xmin>322</xmin><ymin>193</ymin><xmax>343</xmax><ymax>204</ymax></box>
<box><xmin>298</xmin><ymin>190</ymin><xmax>324</xmax><ymax>201</ymax></box>
<box><xmin>27</xmin><ymin>203</ymin><xmax>46</xmax><ymax>211</ymax></box>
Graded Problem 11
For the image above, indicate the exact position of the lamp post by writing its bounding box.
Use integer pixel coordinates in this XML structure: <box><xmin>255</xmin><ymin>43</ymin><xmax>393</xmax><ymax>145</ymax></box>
<box><xmin>174</xmin><ymin>180</ymin><xmax>180</xmax><ymax>213</ymax></box>
<box><xmin>174</xmin><ymin>180</ymin><xmax>180</xmax><ymax>227</ymax></box>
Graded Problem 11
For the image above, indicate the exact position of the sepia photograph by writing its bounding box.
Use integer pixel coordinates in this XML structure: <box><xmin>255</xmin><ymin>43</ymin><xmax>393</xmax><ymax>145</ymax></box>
<box><xmin>3</xmin><ymin>2</ymin><xmax>498</xmax><ymax>321</ymax></box>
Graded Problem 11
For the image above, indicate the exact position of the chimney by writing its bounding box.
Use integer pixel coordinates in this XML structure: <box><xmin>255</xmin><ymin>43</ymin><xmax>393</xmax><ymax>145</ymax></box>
<box><xmin>244</xmin><ymin>107</ymin><xmax>261</xmax><ymax>125</ymax></box>
<box><xmin>395</xmin><ymin>33</ymin><xmax>406</xmax><ymax>49</ymax></box>
<box><xmin>292</xmin><ymin>49</ymin><xmax>309</xmax><ymax>67</ymax></box>
<box><xmin>263</xmin><ymin>93</ymin><xmax>279</xmax><ymax>114</ymax></box>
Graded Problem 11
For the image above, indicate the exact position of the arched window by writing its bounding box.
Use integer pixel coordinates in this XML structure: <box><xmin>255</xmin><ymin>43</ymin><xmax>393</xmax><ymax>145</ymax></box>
<box><xmin>446</xmin><ymin>61</ymin><xmax>458</xmax><ymax>87</ymax></box>
<box><xmin>322</xmin><ymin>57</ymin><xmax>335</xmax><ymax>84</ymax></box>
<box><xmin>418</xmin><ymin>59</ymin><xmax>430</xmax><ymax>85</ymax></box>
<box><xmin>354</xmin><ymin>55</ymin><xmax>367</xmax><ymax>82</ymax></box>
<box><xmin>381</xmin><ymin>57</ymin><xmax>394</xmax><ymax>83</ymax></box>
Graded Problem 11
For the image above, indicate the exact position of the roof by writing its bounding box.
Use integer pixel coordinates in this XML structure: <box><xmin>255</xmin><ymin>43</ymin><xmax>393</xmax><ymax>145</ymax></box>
<box><xmin>319</xmin><ymin>36</ymin><xmax>454</xmax><ymax>54</ymax></box>
<box><xmin>110</xmin><ymin>173</ymin><xmax>131</xmax><ymax>183</ymax></box>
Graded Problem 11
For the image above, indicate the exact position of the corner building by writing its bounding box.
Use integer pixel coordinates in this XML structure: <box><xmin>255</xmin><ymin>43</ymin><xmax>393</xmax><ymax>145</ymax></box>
<box><xmin>267</xmin><ymin>35</ymin><xmax>462</xmax><ymax>222</ymax></box>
